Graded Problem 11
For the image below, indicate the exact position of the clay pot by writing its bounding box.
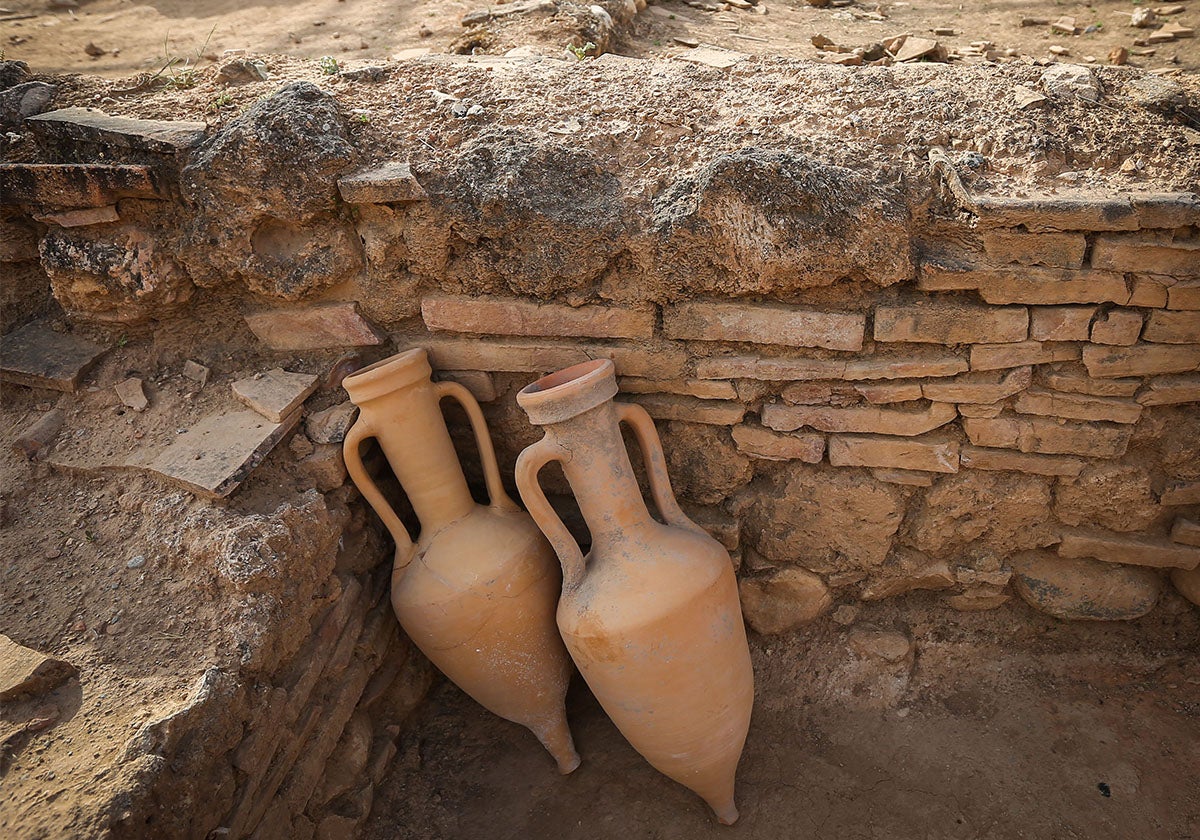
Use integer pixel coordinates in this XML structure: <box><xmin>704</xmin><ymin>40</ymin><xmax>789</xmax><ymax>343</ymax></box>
<box><xmin>342</xmin><ymin>348</ymin><xmax>579</xmax><ymax>773</ymax></box>
<box><xmin>514</xmin><ymin>359</ymin><xmax>754</xmax><ymax>824</ymax></box>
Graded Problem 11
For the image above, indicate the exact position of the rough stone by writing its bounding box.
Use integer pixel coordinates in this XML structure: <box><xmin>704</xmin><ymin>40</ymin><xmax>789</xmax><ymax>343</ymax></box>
<box><xmin>628</xmin><ymin>394</ymin><xmax>745</xmax><ymax>426</ymax></box>
<box><xmin>970</xmin><ymin>341</ymin><xmax>1079</xmax><ymax>371</ymax></box>
<box><xmin>922</xmin><ymin>366</ymin><xmax>1031</xmax><ymax>404</ymax></box>
<box><xmin>0</xmin><ymin>163</ymin><xmax>166</xmax><ymax>208</ymax></box>
<box><xmin>244</xmin><ymin>304</ymin><xmax>385</xmax><ymax>351</ymax></box>
<box><xmin>873</xmin><ymin>302</ymin><xmax>1028</xmax><ymax>345</ymax></box>
<box><xmin>1040</xmin><ymin>64</ymin><xmax>1101</xmax><ymax>101</ymax></box>
<box><xmin>660</xmin><ymin>422</ymin><xmax>752</xmax><ymax>505</ymax></box>
<box><xmin>1171</xmin><ymin>567</ymin><xmax>1200</xmax><ymax>607</ymax></box>
<box><xmin>847</xmin><ymin>626</ymin><xmax>913</xmax><ymax>663</ymax></box>
<box><xmin>981</xmin><ymin>230</ymin><xmax>1086</xmax><ymax>268</ymax></box>
<box><xmin>0</xmin><ymin>321</ymin><xmax>107</xmax><ymax>392</ymax></box>
<box><xmin>1171</xmin><ymin>518</ymin><xmax>1200</xmax><ymax>547</ymax></box>
<box><xmin>1082</xmin><ymin>343</ymin><xmax>1200</xmax><ymax>378</ymax></box>
<box><xmin>1090</xmin><ymin>310</ymin><xmax>1144</xmax><ymax>346</ymax></box>
<box><xmin>0</xmin><ymin>81</ymin><xmax>57</xmax><ymax>130</ymax></box>
<box><xmin>860</xmin><ymin>549</ymin><xmax>955</xmax><ymax>600</ymax></box>
<box><xmin>1137</xmin><ymin>374</ymin><xmax>1200</xmax><ymax>405</ymax></box>
<box><xmin>1054</xmin><ymin>463</ymin><xmax>1160</xmax><ymax>532</ymax></box>
<box><xmin>0</xmin><ymin>634</ymin><xmax>77</xmax><ymax>701</ymax></box>
<box><xmin>731</xmin><ymin>425</ymin><xmax>825</xmax><ymax>463</ymax></box>
<box><xmin>299</xmin><ymin>443</ymin><xmax>349</xmax><ymax>492</ymax></box>
<box><xmin>663</xmin><ymin>301</ymin><xmax>866</xmax><ymax>351</ymax></box>
<box><xmin>911</xmin><ymin>471</ymin><xmax>1056</xmax><ymax>559</ymax></box>
<box><xmin>183</xmin><ymin>360</ymin><xmax>211</xmax><ymax>387</ymax></box>
<box><xmin>746</xmin><ymin>465</ymin><xmax>905</xmax><ymax>574</ymax></box>
<box><xmin>1058</xmin><ymin>528</ymin><xmax>1200</xmax><ymax>570</ymax></box>
<box><xmin>828</xmin><ymin>433</ymin><xmax>960</xmax><ymax>473</ymax></box>
<box><xmin>696</xmin><ymin>352</ymin><xmax>967</xmax><ymax>381</ymax></box>
<box><xmin>11</xmin><ymin>410</ymin><xmax>65</xmax><ymax>460</ymax></box>
<box><xmin>1030</xmin><ymin>306</ymin><xmax>1096</xmax><ymax>342</ymax></box>
<box><xmin>959</xmin><ymin>445</ymin><xmax>1085</xmax><ymax>477</ymax></box>
<box><xmin>115</xmin><ymin>377</ymin><xmax>149</xmax><ymax>412</ymax></box>
<box><xmin>0</xmin><ymin>219</ymin><xmax>39</xmax><ymax>263</ymax></box>
<box><xmin>232</xmin><ymin>369</ymin><xmax>319</xmax><ymax>423</ymax></box>
<box><xmin>1013</xmin><ymin>388</ymin><xmax>1143</xmax><ymax>424</ymax></box>
<box><xmin>871</xmin><ymin>468</ymin><xmax>934</xmax><ymax>486</ymax></box>
<box><xmin>423</xmin><ymin>294</ymin><xmax>654</xmax><ymax>340</ymax></box>
<box><xmin>962</xmin><ymin>414</ymin><xmax>1132</xmax><ymax>458</ymax></box>
<box><xmin>762</xmin><ymin>401</ymin><xmax>956</xmax><ymax>436</ymax></box>
<box><xmin>1143</xmin><ymin>311</ymin><xmax>1200</xmax><ymax>345</ymax></box>
<box><xmin>1039</xmin><ymin>364</ymin><xmax>1140</xmax><ymax>397</ymax></box>
<box><xmin>1011</xmin><ymin>550</ymin><xmax>1162</xmax><ymax>621</ymax></box>
<box><xmin>738</xmin><ymin>568</ymin><xmax>832</xmax><ymax>635</ymax></box>
<box><xmin>337</xmin><ymin>162</ymin><xmax>428</xmax><ymax>203</ymax></box>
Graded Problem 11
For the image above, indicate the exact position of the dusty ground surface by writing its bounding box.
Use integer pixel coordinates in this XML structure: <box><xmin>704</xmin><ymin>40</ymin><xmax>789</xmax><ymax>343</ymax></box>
<box><xmin>2</xmin><ymin>0</ymin><xmax>1198</xmax><ymax>78</ymax></box>
<box><xmin>365</xmin><ymin>595</ymin><xmax>1200</xmax><ymax>840</ymax></box>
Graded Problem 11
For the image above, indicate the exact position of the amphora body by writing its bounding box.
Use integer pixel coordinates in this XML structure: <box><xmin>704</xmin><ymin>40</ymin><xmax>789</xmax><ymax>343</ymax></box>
<box><xmin>514</xmin><ymin>359</ymin><xmax>754</xmax><ymax>823</ymax></box>
<box><xmin>342</xmin><ymin>349</ymin><xmax>578</xmax><ymax>772</ymax></box>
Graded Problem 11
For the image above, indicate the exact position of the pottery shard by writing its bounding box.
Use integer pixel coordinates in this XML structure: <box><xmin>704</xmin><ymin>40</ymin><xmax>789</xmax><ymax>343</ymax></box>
<box><xmin>959</xmin><ymin>445</ymin><xmax>1084</xmax><ymax>478</ymax></box>
<box><xmin>827</xmin><ymin>433</ymin><xmax>959</xmax><ymax>473</ymax></box>
<box><xmin>911</xmin><ymin>471</ymin><xmax>1055</xmax><ymax>559</ymax></box>
<box><xmin>1090</xmin><ymin>310</ymin><xmax>1144</xmax><ymax>347</ymax></box>
<box><xmin>970</xmin><ymin>341</ymin><xmax>1079</xmax><ymax>371</ymax></box>
<box><xmin>232</xmin><ymin>369</ymin><xmax>319</xmax><ymax>423</ymax></box>
<box><xmin>1144</xmin><ymin>311</ymin><xmax>1200</xmax><ymax>344</ymax></box>
<box><xmin>921</xmin><ymin>366</ymin><xmax>1031</xmax><ymax>404</ymax></box>
<box><xmin>738</xmin><ymin>568</ymin><xmax>832</xmax><ymax>635</ymax></box>
<box><xmin>1013</xmin><ymin>388</ymin><xmax>1143</xmax><ymax>424</ymax></box>
<box><xmin>1138</xmin><ymin>375</ymin><xmax>1200</xmax><ymax>405</ymax></box>
<box><xmin>847</xmin><ymin>626</ymin><xmax>913</xmax><ymax>663</ymax></box>
<box><xmin>731</xmin><ymin>425</ymin><xmax>824</xmax><ymax>463</ymax></box>
<box><xmin>0</xmin><ymin>321</ymin><xmax>107</xmax><ymax>392</ymax></box>
<box><xmin>762</xmin><ymin>401</ymin><xmax>956</xmax><ymax>436</ymax></box>
<box><xmin>1058</xmin><ymin>528</ymin><xmax>1200</xmax><ymax>570</ymax></box>
<box><xmin>981</xmin><ymin>230</ymin><xmax>1087</xmax><ymax>269</ymax></box>
<box><xmin>244</xmin><ymin>304</ymin><xmax>385</xmax><ymax>352</ymax></box>
<box><xmin>1083</xmin><ymin>343</ymin><xmax>1200</xmax><ymax>378</ymax></box>
<box><xmin>962</xmin><ymin>415</ymin><xmax>1131</xmax><ymax>458</ymax></box>
<box><xmin>1010</xmin><ymin>550</ymin><xmax>1162</xmax><ymax>621</ymax></box>
<box><xmin>1030</xmin><ymin>306</ymin><xmax>1097</xmax><ymax>342</ymax></box>
<box><xmin>663</xmin><ymin>301</ymin><xmax>865</xmax><ymax>352</ymax></box>
<box><xmin>872</xmin><ymin>302</ymin><xmax>1028</xmax><ymax>345</ymax></box>
<box><xmin>0</xmin><ymin>634</ymin><xmax>77</xmax><ymax>701</ymax></box>
<box><xmin>1054</xmin><ymin>463</ymin><xmax>1160</xmax><ymax>533</ymax></box>
<box><xmin>1038</xmin><ymin>364</ymin><xmax>1140</xmax><ymax>397</ymax></box>
<box><xmin>423</xmin><ymin>294</ymin><xmax>655</xmax><ymax>341</ymax></box>
<box><xmin>115</xmin><ymin>377</ymin><xmax>149</xmax><ymax>412</ymax></box>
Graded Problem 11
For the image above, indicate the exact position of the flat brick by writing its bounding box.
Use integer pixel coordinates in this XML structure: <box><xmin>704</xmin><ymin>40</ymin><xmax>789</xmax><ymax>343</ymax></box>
<box><xmin>853</xmin><ymin>381</ymin><xmax>923</xmax><ymax>404</ymax></box>
<box><xmin>1173</xmin><ymin>519</ymin><xmax>1200</xmax><ymax>548</ymax></box>
<box><xmin>245</xmin><ymin>303</ymin><xmax>385</xmax><ymax>351</ymax></box>
<box><xmin>0</xmin><ymin>163</ymin><xmax>165</xmax><ymax>207</ymax></box>
<box><xmin>970</xmin><ymin>341</ymin><xmax>1079</xmax><ymax>371</ymax></box>
<box><xmin>918</xmin><ymin>263</ymin><xmax>1131</xmax><ymax>305</ymax></box>
<box><xmin>337</xmin><ymin>162</ymin><xmax>427</xmax><ymax>204</ymax></box>
<box><xmin>232</xmin><ymin>369</ymin><xmax>319</xmax><ymax>423</ymax></box>
<box><xmin>663</xmin><ymin>301</ymin><xmax>865</xmax><ymax>352</ymax></box>
<box><xmin>959</xmin><ymin>445</ymin><xmax>1085</xmax><ymax>477</ymax></box>
<box><xmin>1039</xmin><ymin>364</ymin><xmax>1140</xmax><ymax>396</ymax></box>
<box><xmin>1162</xmin><ymin>482</ymin><xmax>1200</xmax><ymax>506</ymax></box>
<box><xmin>762</xmin><ymin>401</ymin><xmax>956</xmax><ymax>436</ymax></box>
<box><xmin>1082</xmin><ymin>343</ymin><xmax>1200</xmax><ymax>378</ymax></box>
<box><xmin>962</xmin><ymin>414</ymin><xmax>1132</xmax><ymax>458</ymax></box>
<box><xmin>922</xmin><ymin>366</ymin><xmax>1031</xmax><ymax>404</ymax></box>
<box><xmin>827</xmin><ymin>433</ymin><xmax>960</xmax><ymax>473</ymax></box>
<box><xmin>957</xmin><ymin>403</ymin><xmax>1004</xmax><ymax>418</ymax></box>
<box><xmin>1136</xmin><ymin>374</ymin><xmax>1200</xmax><ymax>405</ymax></box>
<box><xmin>966</xmin><ymin>193</ymin><xmax>1139</xmax><ymax>232</ymax></box>
<box><xmin>618</xmin><ymin>377</ymin><xmax>738</xmax><ymax>401</ymax></box>
<box><xmin>422</xmin><ymin>294</ymin><xmax>654</xmax><ymax>340</ymax></box>
<box><xmin>1129</xmin><ymin>276</ymin><xmax>1170</xmax><ymax>308</ymax></box>
<box><xmin>1058</xmin><ymin>528</ymin><xmax>1200</xmax><ymax>570</ymax></box>
<box><xmin>780</xmin><ymin>381</ymin><xmax>858</xmax><ymax>406</ymax></box>
<box><xmin>1131</xmin><ymin>193</ymin><xmax>1200</xmax><ymax>229</ymax></box>
<box><xmin>1089</xmin><ymin>309</ymin><xmax>1143</xmax><ymax>346</ymax></box>
<box><xmin>871</xmin><ymin>468</ymin><xmax>934</xmax><ymax>486</ymax></box>
<box><xmin>981</xmin><ymin>230</ymin><xmax>1087</xmax><ymax>268</ymax></box>
<box><xmin>1091</xmin><ymin>234</ymin><xmax>1200</xmax><ymax>278</ymax></box>
<box><xmin>1030</xmin><ymin>306</ymin><xmax>1097</xmax><ymax>342</ymax></box>
<box><xmin>873</xmin><ymin>302</ymin><xmax>1028</xmax><ymax>345</ymax></box>
<box><xmin>1168</xmin><ymin>282</ymin><xmax>1200</xmax><ymax>310</ymax></box>
<box><xmin>1144</xmin><ymin>311</ymin><xmax>1200</xmax><ymax>345</ymax></box>
<box><xmin>423</xmin><ymin>337</ymin><xmax>688</xmax><ymax>379</ymax></box>
<box><xmin>731</xmin><ymin>425</ymin><xmax>824</xmax><ymax>462</ymax></box>
<box><xmin>1013</xmin><ymin>387</ymin><xmax>1143</xmax><ymax>424</ymax></box>
<box><xmin>694</xmin><ymin>352</ymin><xmax>968</xmax><ymax>381</ymax></box>
<box><xmin>25</xmin><ymin>107</ymin><xmax>206</xmax><ymax>154</ymax></box>
<box><xmin>0</xmin><ymin>321</ymin><xmax>108</xmax><ymax>392</ymax></box>
<box><xmin>624</xmin><ymin>394</ymin><xmax>745</xmax><ymax>426</ymax></box>
<box><xmin>31</xmin><ymin>205</ymin><xmax>119</xmax><ymax>228</ymax></box>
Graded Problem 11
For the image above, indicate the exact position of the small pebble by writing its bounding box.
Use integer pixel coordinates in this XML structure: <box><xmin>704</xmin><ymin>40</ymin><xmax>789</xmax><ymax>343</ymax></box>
<box><xmin>126</xmin><ymin>555</ymin><xmax>146</xmax><ymax>569</ymax></box>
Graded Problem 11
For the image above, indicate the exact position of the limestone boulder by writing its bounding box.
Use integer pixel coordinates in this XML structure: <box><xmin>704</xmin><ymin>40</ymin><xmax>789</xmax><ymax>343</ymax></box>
<box><xmin>739</xmin><ymin>567</ymin><xmax>832</xmax><ymax>635</ymax></box>
<box><xmin>1011</xmin><ymin>550</ymin><xmax>1162</xmax><ymax>620</ymax></box>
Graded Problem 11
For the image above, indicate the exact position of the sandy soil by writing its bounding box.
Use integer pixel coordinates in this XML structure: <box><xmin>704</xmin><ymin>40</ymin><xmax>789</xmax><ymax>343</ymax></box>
<box><xmin>1</xmin><ymin>0</ymin><xmax>1197</xmax><ymax>77</ymax></box>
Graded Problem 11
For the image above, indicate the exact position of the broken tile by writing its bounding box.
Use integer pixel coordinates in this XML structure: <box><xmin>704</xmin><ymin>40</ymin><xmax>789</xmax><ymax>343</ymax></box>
<box><xmin>182</xmin><ymin>360</ymin><xmax>210</xmax><ymax>387</ymax></box>
<box><xmin>243</xmin><ymin>303</ymin><xmax>385</xmax><ymax>351</ymax></box>
<box><xmin>0</xmin><ymin>634</ymin><xmax>77</xmax><ymax>702</ymax></box>
<box><xmin>232</xmin><ymin>368</ymin><xmax>319</xmax><ymax>423</ymax></box>
<box><xmin>126</xmin><ymin>409</ymin><xmax>300</xmax><ymax>498</ymax></box>
<box><xmin>0</xmin><ymin>321</ymin><xmax>107</xmax><ymax>392</ymax></box>
<box><xmin>114</xmin><ymin>377</ymin><xmax>148</xmax><ymax>412</ymax></box>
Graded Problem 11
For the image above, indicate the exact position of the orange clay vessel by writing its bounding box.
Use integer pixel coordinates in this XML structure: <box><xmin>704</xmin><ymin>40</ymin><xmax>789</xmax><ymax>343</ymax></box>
<box><xmin>342</xmin><ymin>348</ymin><xmax>579</xmax><ymax>773</ymax></box>
<box><xmin>514</xmin><ymin>359</ymin><xmax>754</xmax><ymax>824</ymax></box>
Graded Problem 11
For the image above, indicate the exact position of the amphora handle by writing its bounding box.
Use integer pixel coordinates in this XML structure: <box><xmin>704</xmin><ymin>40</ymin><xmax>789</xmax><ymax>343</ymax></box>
<box><xmin>343</xmin><ymin>418</ymin><xmax>418</xmax><ymax>564</ymax></box>
<box><xmin>433</xmin><ymin>380</ymin><xmax>520</xmax><ymax>514</ymax></box>
<box><xmin>616</xmin><ymin>402</ymin><xmax>709</xmax><ymax>539</ymax></box>
<box><xmin>515</xmin><ymin>437</ymin><xmax>586</xmax><ymax>591</ymax></box>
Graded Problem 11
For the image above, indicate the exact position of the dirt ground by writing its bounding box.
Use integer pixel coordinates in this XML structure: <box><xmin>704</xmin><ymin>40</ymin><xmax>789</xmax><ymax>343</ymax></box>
<box><xmin>365</xmin><ymin>595</ymin><xmax>1200</xmax><ymax>840</ymax></box>
<box><xmin>2</xmin><ymin>0</ymin><xmax>1198</xmax><ymax>78</ymax></box>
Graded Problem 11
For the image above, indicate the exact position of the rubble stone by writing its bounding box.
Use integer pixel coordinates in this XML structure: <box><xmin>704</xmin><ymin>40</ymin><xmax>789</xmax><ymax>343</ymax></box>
<box><xmin>738</xmin><ymin>568</ymin><xmax>832</xmax><ymax>635</ymax></box>
<box><xmin>0</xmin><ymin>634</ymin><xmax>77</xmax><ymax>701</ymax></box>
<box><xmin>1010</xmin><ymin>550</ymin><xmax>1161</xmax><ymax>621</ymax></box>
<box><xmin>1054</xmin><ymin>463</ymin><xmax>1160</xmax><ymax>533</ymax></box>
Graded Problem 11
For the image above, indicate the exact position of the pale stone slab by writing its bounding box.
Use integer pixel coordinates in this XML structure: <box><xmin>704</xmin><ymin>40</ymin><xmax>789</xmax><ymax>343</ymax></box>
<box><xmin>624</xmin><ymin>394</ymin><xmax>745</xmax><ymax>426</ymax></box>
<box><xmin>26</xmin><ymin>107</ymin><xmax>206</xmax><ymax>154</ymax></box>
<box><xmin>244</xmin><ymin>303</ymin><xmax>385</xmax><ymax>351</ymax></box>
<box><xmin>1172</xmin><ymin>519</ymin><xmax>1200</xmax><ymax>548</ymax></box>
<box><xmin>1082</xmin><ymin>343</ymin><xmax>1200</xmax><ymax>378</ymax></box>
<box><xmin>424</xmin><ymin>294</ymin><xmax>654</xmax><ymax>340</ymax></box>
<box><xmin>0</xmin><ymin>634</ymin><xmax>77</xmax><ymax>701</ymax></box>
<box><xmin>1144</xmin><ymin>310</ymin><xmax>1200</xmax><ymax>344</ymax></box>
<box><xmin>962</xmin><ymin>415</ymin><xmax>1131</xmax><ymax>458</ymax></box>
<box><xmin>970</xmin><ymin>341</ymin><xmax>1079</xmax><ymax>371</ymax></box>
<box><xmin>664</xmin><ymin>301</ymin><xmax>865</xmax><ymax>352</ymax></box>
<box><xmin>0</xmin><ymin>321</ymin><xmax>107</xmax><ymax>392</ymax></box>
<box><xmin>1013</xmin><ymin>388</ymin><xmax>1143</xmax><ymax>424</ymax></box>
<box><xmin>337</xmin><ymin>162</ymin><xmax>427</xmax><ymax>204</ymax></box>
<box><xmin>1136</xmin><ymin>374</ymin><xmax>1200</xmax><ymax>405</ymax></box>
<box><xmin>762</xmin><ymin>401</ymin><xmax>957</xmax><ymax>436</ymax></box>
<box><xmin>827</xmin><ymin>433</ymin><xmax>960</xmax><ymax>473</ymax></box>
<box><xmin>873</xmin><ymin>302</ymin><xmax>1028</xmax><ymax>345</ymax></box>
<box><xmin>1039</xmin><ymin>364</ymin><xmax>1140</xmax><ymax>397</ymax></box>
<box><xmin>127</xmin><ymin>409</ymin><xmax>300</xmax><ymax>498</ymax></box>
<box><xmin>1030</xmin><ymin>306</ymin><xmax>1096</xmax><ymax>342</ymax></box>
<box><xmin>232</xmin><ymin>369</ymin><xmax>319</xmax><ymax>423</ymax></box>
<box><xmin>959</xmin><ymin>445</ymin><xmax>1085</xmax><ymax>477</ymax></box>
<box><xmin>922</xmin><ymin>366</ymin><xmax>1031</xmax><ymax>403</ymax></box>
<box><xmin>1058</xmin><ymin>528</ymin><xmax>1200</xmax><ymax>570</ymax></box>
<box><xmin>731</xmin><ymin>425</ymin><xmax>824</xmax><ymax>462</ymax></box>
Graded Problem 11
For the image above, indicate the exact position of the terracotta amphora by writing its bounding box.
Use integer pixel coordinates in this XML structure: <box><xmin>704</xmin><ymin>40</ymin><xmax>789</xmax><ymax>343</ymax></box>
<box><xmin>514</xmin><ymin>359</ymin><xmax>754</xmax><ymax>824</ymax></box>
<box><xmin>342</xmin><ymin>348</ymin><xmax>579</xmax><ymax>773</ymax></box>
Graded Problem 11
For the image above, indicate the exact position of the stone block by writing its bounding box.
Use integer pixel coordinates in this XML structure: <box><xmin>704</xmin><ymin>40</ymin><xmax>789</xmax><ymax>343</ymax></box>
<box><xmin>0</xmin><ymin>321</ymin><xmax>107</xmax><ymax>392</ymax></box>
<box><xmin>860</xmin><ymin>550</ymin><xmax>955</xmax><ymax>600</ymax></box>
<box><xmin>695</xmin><ymin>352</ymin><xmax>968</xmax><ymax>381</ymax></box>
<box><xmin>1030</xmin><ymin>306</ymin><xmax>1097</xmax><ymax>342</ymax></box>
<box><xmin>683</xmin><ymin>505</ymin><xmax>740</xmax><ymax>552</ymax></box>
<box><xmin>618</xmin><ymin>377</ymin><xmax>738</xmax><ymax>401</ymax></box>
<box><xmin>962</xmin><ymin>415</ymin><xmax>1132</xmax><ymax>458</ymax></box>
<box><xmin>922</xmin><ymin>365</ymin><xmax>1031</xmax><ymax>403</ymax></box>
<box><xmin>337</xmin><ymin>162</ymin><xmax>427</xmax><ymax>203</ymax></box>
<box><xmin>827</xmin><ymin>433</ymin><xmax>960</xmax><ymax>473</ymax></box>
<box><xmin>731</xmin><ymin>425</ymin><xmax>824</xmax><ymax>462</ymax></box>
<box><xmin>847</xmin><ymin>626</ymin><xmax>914</xmax><ymax>663</ymax></box>
<box><xmin>1010</xmin><ymin>550</ymin><xmax>1162</xmax><ymax>621</ymax></box>
<box><xmin>964</xmin><ymin>192</ymin><xmax>1139</xmax><ymax>232</ymax></box>
<box><xmin>1144</xmin><ymin>310</ymin><xmax>1200</xmax><ymax>344</ymax></box>
<box><xmin>0</xmin><ymin>634</ymin><xmax>77</xmax><ymax>701</ymax></box>
<box><xmin>852</xmin><ymin>381</ymin><xmax>923</xmax><ymax>404</ymax></box>
<box><xmin>957</xmin><ymin>403</ymin><xmax>1004</xmax><ymax>418</ymax></box>
<box><xmin>1091</xmin><ymin>233</ymin><xmax>1200</xmax><ymax>278</ymax></box>
<box><xmin>624</xmin><ymin>393</ymin><xmax>745</xmax><ymax>426</ymax></box>
<box><xmin>970</xmin><ymin>341</ymin><xmax>1079</xmax><ymax>371</ymax></box>
<box><xmin>244</xmin><ymin>304</ymin><xmax>385</xmax><ymax>351</ymax></box>
<box><xmin>1130</xmin><ymin>193</ymin><xmax>1200</xmax><ymax>229</ymax></box>
<box><xmin>1129</xmin><ymin>276</ymin><xmax>1170</xmax><ymax>307</ymax></box>
<box><xmin>423</xmin><ymin>294</ymin><xmax>655</xmax><ymax>340</ymax></box>
<box><xmin>1167</xmin><ymin>281</ymin><xmax>1200</xmax><ymax>310</ymax></box>
<box><xmin>1082</xmin><ymin>343</ymin><xmax>1200</xmax><ymax>378</ymax></box>
<box><xmin>25</xmin><ymin>107</ymin><xmax>206</xmax><ymax>155</ymax></box>
<box><xmin>1089</xmin><ymin>309</ymin><xmax>1144</xmax><ymax>346</ymax></box>
<box><xmin>873</xmin><ymin>302</ymin><xmax>1028</xmax><ymax>345</ymax></box>
<box><xmin>438</xmin><ymin>370</ymin><xmax>497</xmax><ymax>403</ymax></box>
<box><xmin>1161</xmin><ymin>482</ymin><xmax>1200</xmax><ymax>506</ymax></box>
<box><xmin>299</xmin><ymin>443</ymin><xmax>348</xmax><ymax>492</ymax></box>
<box><xmin>30</xmin><ymin>205</ymin><xmax>119</xmax><ymax>228</ymax></box>
<box><xmin>1172</xmin><ymin>567</ymin><xmax>1200</xmax><ymax>607</ymax></box>
<box><xmin>739</xmin><ymin>568</ymin><xmax>831</xmax><ymax>635</ymax></box>
<box><xmin>918</xmin><ymin>263</ymin><xmax>1131</xmax><ymax>305</ymax></box>
<box><xmin>871</xmin><ymin>468</ymin><xmax>934</xmax><ymax>486</ymax></box>
<box><xmin>1013</xmin><ymin>387</ymin><xmax>1142</xmax><ymax>424</ymax></box>
<box><xmin>423</xmin><ymin>337</ymin><xmax>687</xmax><ymax>379</ymax></box>
<box><xmin>1058</xmin><ymin>528</ymin><xmax>1200</xmax><ymax>570</ymax></box>
<box><xmin>959</xmin><ymin>445</ymin><xmax>1085</xmax><ymax>477</ymax></box>
<box><xmin>0</xmin><ymin>163</ymin><xmax>165</xmax><ymax>208</ymax></box>
<box><xmin>233</xmin><ymin>369</ymin><xmax>319</xmax><ymax>423</ymax></box>
<box><xmin>1136</xmin><ymin>374</ymin><xmax>1200</xmax><ymax>405</ymax></box>
<box><xmin>981</xmin><ymin>229</ymin><xmax>1087</xmax><ymax>268</ymax></box>
<box><xmin>780</xmin><ymin>381</ymin><xmax>859</xmax><ymax>406</ymax></box>
<box><xmin>1038</xmin><ymin>363</ymin><xmax>1140</xmax><ymax>396</ymax></box>
<box><xmin>663</xmin><ymin>301</ymin><xmax>865</xmax><ymax>352</ymax></box>
<box><xmin>0</xmin><ymin>81</ymin><xmax>56</xmax><ymax>130</ymax></box>
<box><xmin>762</xmin><ymin>401</ymin><xmax>956</xmax><ymax>436</ymax></box>
<box><xmin>1171</xmin><ymin>519</ymin><xmax>1200</xmax><ymax>547</ymax></box>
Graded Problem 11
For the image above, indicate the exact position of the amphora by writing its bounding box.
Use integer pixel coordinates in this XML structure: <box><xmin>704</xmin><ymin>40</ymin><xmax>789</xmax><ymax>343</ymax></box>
<box><xmin>342</xmin><ymin>348</ymin><xmax>579</xmax><ymax>773</ymax></box>
<box><xmin>514</xmin><ymin>359</ymin><xmax>754</xmax><ymax>823</ymax></box>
